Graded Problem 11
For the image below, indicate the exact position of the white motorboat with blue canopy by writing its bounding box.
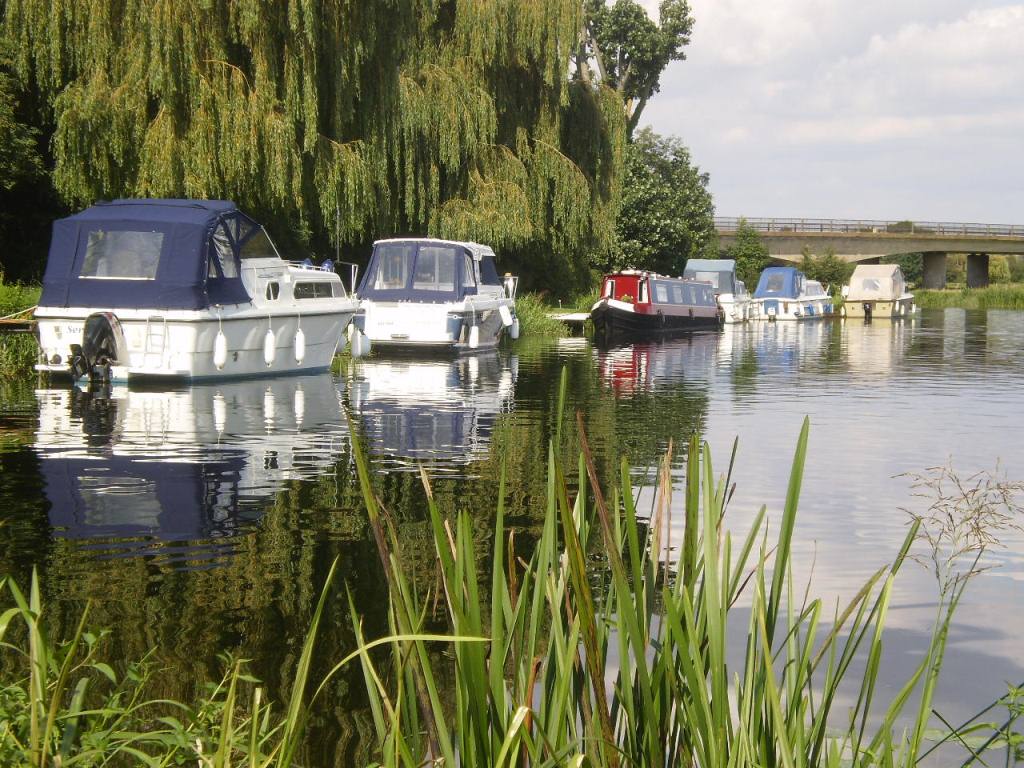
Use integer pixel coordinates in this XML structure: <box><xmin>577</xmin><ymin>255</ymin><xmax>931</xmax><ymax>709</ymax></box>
<box><xmin>354</xmin><ymin>237</ymin><xmax>519</xmax><ymax>351</ymax></box>
<box><xmin>682</xmin><ymin>258</ymin><xmax>753</xmax><ymax>323</ymax></box>
<box><xmin>34</xmin><ymin>199</ymin><xmax>361</xmax><ymax>382</ymax></box>
<box><xmin>752</xmin><ymin>266</ymin><xmax>833</xmax><ymax>321</ymax></box>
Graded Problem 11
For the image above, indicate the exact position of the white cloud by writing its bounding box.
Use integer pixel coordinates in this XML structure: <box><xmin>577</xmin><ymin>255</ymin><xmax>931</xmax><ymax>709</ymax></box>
<box><xmin>638</xmin><ymin>1</ymin><xmax>1024</xmax><ymax>221</ymax></box>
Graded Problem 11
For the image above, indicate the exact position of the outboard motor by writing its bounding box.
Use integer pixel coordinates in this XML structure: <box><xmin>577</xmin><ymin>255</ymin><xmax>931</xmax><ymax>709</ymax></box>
<box><xmin>862</xmin><ymin>302</ymin><xmax>873</xmax><ymax>322</ymax></box>
<box><xmin>70</xmin><ymin>313</ymin><xmax>128</xmax><ymax>384</ymax></box>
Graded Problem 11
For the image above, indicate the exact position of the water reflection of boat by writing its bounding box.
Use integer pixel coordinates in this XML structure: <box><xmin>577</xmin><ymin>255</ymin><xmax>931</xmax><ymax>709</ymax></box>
<box><xmin>34</xmin><ymin>375</ymin><xmax>348</xmax><ymax>557</ymax></box>
<box><xmin>597</xmin><ymin>333</ymin><xmax>719</xmax><ymax>397</ymax></box>
<box><xmin>347</xmin><ymin>354</ymin><xmax>516</xmax><ymax>468</ymax></box>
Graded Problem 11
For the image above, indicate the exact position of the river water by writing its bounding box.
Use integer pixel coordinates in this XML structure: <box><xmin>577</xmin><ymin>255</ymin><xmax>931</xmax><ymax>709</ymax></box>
<box><xmin>0</xmin><ymin>308</ymin><xmax>1021</xmax><ymax>763</ymax></box>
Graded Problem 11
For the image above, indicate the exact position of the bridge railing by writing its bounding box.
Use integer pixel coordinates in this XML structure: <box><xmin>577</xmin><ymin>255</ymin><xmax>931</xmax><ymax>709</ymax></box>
<box><xmin>714</xmin><ymin>217</ymin><xmax>1024</xmax><ymax>237</ymax></box>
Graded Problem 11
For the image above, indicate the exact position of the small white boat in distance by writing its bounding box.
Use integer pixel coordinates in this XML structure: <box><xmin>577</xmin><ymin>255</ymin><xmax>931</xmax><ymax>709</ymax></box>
<box><xmin>354</xmin><ymin>238</ymin><xmax>519</xmax><ymax>351</ymax></box>
<box><xmin>841</xmin><ymin>264</ymin><xmax>916</xmax><ymax>320</ymax></box>
<box><xmin>682</xmin><ymin>258</ymin><xmax>752</xmax><ymax>323</ymax></box>
<box><xmin>35</xmin><ymin>199</ymin><xmax>360</xmax><ymax>382</ymax></box>
<box><xmin>752</xmin><ymin>267</ymin><xmax>834</xmax><ymax>320</ymax></box>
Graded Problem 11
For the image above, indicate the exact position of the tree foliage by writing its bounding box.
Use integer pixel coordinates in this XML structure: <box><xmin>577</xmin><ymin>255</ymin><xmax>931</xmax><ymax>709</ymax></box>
<box><xmin>724</xmin><ymin>218</ymin><xmax>770</xmax><ymax>289</ymax></box>
<box><xmin>579</xmin><ymin>0</ymin><xmax>693</xmax><ymax>135</ymax></box>
<box><xmin>607</xmin><ymin>127</ymin><xmax>713</xmax><ymax>276</ymax></box>
<box><xmin>882</xmin><ymin>253</ymin><xmax>923</xmax><ymax>286</ymax></box>
<box><xmin>798</xmin><ymin>247</ymin><xmax>854</xmax><ymax>294</ymax></box>
<box><xmin>2</xmin><ymin>0</ymin><xmax>626</xmax><ymax>291</ymax></box>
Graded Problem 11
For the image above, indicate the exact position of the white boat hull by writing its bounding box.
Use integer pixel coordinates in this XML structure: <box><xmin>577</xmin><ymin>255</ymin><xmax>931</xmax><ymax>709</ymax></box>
<box><xmin>358</xmin><ymin>297</ymin><xmax>514</xmax><ymax>351</ymax></box>
<box><xmin>753</xmin><ymin>296</ymin><xmax>834</xmax><ymax>321</ymax></box>
<box><xmin>34</xmin><ymin>306</ymin><xmax>356</xmax><ymax>381</ymax></box>
<box><xmin>719</xmin><ymin>293</ymin><xmax>753</xmax><ymax>324</ymax></box>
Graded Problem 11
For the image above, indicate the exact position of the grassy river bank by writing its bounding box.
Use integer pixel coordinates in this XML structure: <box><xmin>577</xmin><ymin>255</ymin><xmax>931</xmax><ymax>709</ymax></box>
<box><xmin>914</xmin><ymin>284</ymin><xmax>1024</xmax><ymax>310</ymax></box>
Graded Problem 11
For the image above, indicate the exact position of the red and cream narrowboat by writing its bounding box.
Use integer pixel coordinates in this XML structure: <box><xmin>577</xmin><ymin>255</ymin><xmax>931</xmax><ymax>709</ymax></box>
<box><xmin>590</xmin><ymin>270</ymin><xmax>722</xmax><ymax>337</ymax></box>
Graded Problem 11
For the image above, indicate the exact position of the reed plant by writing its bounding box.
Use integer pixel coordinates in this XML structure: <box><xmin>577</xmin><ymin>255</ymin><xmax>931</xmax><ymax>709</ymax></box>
<box><xmin>512</xmin><ymin>293</ymin><xmax>572</xmax><ymax>338</ymax></box>
<box><xmin>914</xmin><ymin>284</ymin><xmax>1024</xmax><ymax>310</ymax></box>
<box><xmin>0</xmin><ymin>277</ymin><xmax>40</xmax><ymax>379</ymax></box>
<box><xmin>343</xmin><ymin>372</ymin><xmax>985</xmax><ymax>767</ymax></box>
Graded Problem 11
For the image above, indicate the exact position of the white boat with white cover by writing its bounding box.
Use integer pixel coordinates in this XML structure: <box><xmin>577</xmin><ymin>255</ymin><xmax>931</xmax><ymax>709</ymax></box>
<box><xmin>841</xmin><ymin>264</ymin><xmax>916</xmax><ymax>320</ymax></box>
<box><xmin>682</xmin><ymin>258</ymin><xmax>753</xmax><ymax>323</ymax></box>
<box><xmin>34</xmin><ymin>199</ymin><xmax>361</xmax><ymax>382</ymax></box>
<box><xmin>354</xmin><ymin>238</ymin><xmax>518</xmax><ymax>351</ymax></box>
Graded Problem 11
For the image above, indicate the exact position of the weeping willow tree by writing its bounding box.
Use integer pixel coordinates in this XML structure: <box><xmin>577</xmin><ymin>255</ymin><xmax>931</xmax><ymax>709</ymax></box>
<box><xmin>2</xmin><ymin>0</ymin><xmax>625</xmax><ymax>291</ymax></box>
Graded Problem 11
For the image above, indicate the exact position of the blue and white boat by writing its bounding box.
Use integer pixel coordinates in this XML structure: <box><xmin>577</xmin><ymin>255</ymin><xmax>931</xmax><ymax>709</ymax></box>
<box><xmin>354</xmin><ymin>238</ymin><xmax>518</xmax><ymax>351</ymax></box>
<box><xmin>34</xmin><ymin>199</ymin><xmax>360</xmax><ymax>382</ymax></box>
<box><xmin>752</xmin><ymin>266</ymin><xmax>833</xmax><ymax>321</ymax></box>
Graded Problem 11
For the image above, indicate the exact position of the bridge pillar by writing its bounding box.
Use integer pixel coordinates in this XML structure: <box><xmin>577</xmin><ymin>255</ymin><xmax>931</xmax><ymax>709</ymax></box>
<box><xmin>967</xmin><ymin>253</ymin><xmax>990</xmax><ymax>288</ymax></box>
<box><xmin>922</xmin><ymin>252</ymin><xmax>947</xmax><ymax>289</ymax></box>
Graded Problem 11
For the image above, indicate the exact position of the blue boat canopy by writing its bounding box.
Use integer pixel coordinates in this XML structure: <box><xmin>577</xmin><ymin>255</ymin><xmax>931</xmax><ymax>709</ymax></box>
<box><xmin>753</xmin><ymin>266</ymin><xmax>805</xmax><ymax>299</ymax></box>
<box><xmin>358</xmin><ymin>238</ymin><xmax>501</xmax><ymax>302</ymax></box>
<box><xmin>39</xmin><ymin>199</ymin><xmax>269</xmax><ymax>310</ymax></box>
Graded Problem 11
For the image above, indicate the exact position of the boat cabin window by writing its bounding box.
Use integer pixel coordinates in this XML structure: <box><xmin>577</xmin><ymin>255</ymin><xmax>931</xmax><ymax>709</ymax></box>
<box><xmin>462</xmin><ymin>253</ymin><xmax>477</xmax><ymax>289</ymax></box>
<box><xmin>239</xmin><ymin>228</ymin><xmax>279</xmax><ymax>260</ymax></box>
<box><xmin>210</xmin><ymin>223</ymin><xmax>240</xmax><ymax>278</ymax></box>
<box><xmin>265</xmin><ymin>282</ymin><xmax>280</xmax><ymax>300</ymax></box>
<box><xmin>765</xmin><ymin>273</ymin><xmax>785</xmax><ymax>292</ymax></box>
<box><xmin>371</xmin><ymin>243</ymin><xmax>416</xmax><ymax>289</ymax></box>
<box><xmin>479</xmin><ymin>255</ymin><xmax>501</xmax><ymax>286</ymax></box>
<box><xmin>294</xmin><ymin>281</ymin><xmax>336</xmax><ymax>299</ymax></box>
<box><xmin>604</xmin><ymin>279</ymin><xmax>615</xmax><ymax>298</ymax></box>
<box><xmin>80</xmin><ymin>229</ymin><xmax>163</xmax><ymax>280</ymax></box>
<box><xmin>858</xmin><ymin>278</ymin><xmax>881</xmax><ymax>292</ymax></box>
<box><xmin>654</xmin><ymin>282</ymin><xmax>670</xmax><ymax>303</ymax></box>
<box><xmin>412</xmin><ymin>246</ymin><xmax>457</xmax><ymax>291</ymax></box>
<box><xmin>671</xmin><ymin>285</ymin><xmax>684</xmax><ymax>303</ymax></box>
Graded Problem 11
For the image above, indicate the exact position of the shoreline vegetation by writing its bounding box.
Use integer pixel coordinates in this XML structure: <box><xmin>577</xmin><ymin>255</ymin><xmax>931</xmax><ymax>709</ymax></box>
<box><xmin>913</xmin><ymin>284</ymin><xmax>1024</xmax><ymax>310</ymax></box>
<box><xmin>1</xmin><ymin>375</ymin><xmax>1021</xmax><ymax>765</ymax></box>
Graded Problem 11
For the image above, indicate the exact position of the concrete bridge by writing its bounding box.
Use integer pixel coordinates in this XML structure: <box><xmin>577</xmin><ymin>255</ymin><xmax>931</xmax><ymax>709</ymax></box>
<box><xmin>714</xmin><ymin>217</ymin><xmax>1024</xmax><ymax>288</ymax></box>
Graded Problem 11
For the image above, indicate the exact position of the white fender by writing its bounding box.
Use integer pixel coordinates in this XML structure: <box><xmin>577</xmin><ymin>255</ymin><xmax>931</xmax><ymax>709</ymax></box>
<box><xmin>498</xmin><ymin>304</ymin><xmax>513</xmax><ymax>327</ymax></box>
<box><xmin>263</xmin><ymin>328</ymin><xmax>275</xmax><ymax>366</ymax></box>
<box><xmin>213</xmin><ymin>330</ymin><xmax>228</xmax><ymax>370</ymax></box>
<box><xmin>351</xmin><ymin>330</ymin><xmax>371</xmax><ymax>358</ymax></box>
<box><xmin>294</xmin><ymin>327</ymin><xmax>306</xmax><ymax>363</ymax></box>
<box><xmin>468</xmin><ymin>325</ymin><xmax>480</xmax><ymax>349</ymax></box>
<box><xmin>510</xmin><ymin>318</ymin><xmax>520</xmax><ymax>340</ymax></box>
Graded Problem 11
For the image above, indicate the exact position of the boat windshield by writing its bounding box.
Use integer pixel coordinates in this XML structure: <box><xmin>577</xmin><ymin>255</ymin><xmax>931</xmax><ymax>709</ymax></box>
<box><xmin>370</xmin><ymin>243</ymin><xmax>416</xmax><ymax>290</ymax></box>
<box><xmin>360</xmin><ymin>241</ymin><xmax>478</xmax><ymax>301</ymax></box>
<box><xmin>412</xmin><ymin>246</ymin><xmax>458</xmax><ymax>291</ymax></box>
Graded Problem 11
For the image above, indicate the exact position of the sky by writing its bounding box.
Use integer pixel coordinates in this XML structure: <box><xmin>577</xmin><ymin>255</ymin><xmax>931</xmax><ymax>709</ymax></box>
<box><xmin>635</xmin><ymin>0</ymin><xmax>1024</xmax><ymax>223</ymax></box>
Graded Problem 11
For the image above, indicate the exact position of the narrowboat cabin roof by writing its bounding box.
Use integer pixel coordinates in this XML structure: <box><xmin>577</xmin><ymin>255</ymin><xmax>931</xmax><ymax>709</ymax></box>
<box><xmin>358</xmin><ymin>237</ymin><xmax>503</xmax><ymax>303</ymax></box>
<box><xmin>753</xmin><ymin>266</ymin><xmax>804</xmax><ymax>299</ymax></box>
<box><xmin>39</xmin><ymin>199</ymin><xmax>273</xmax><ymax>311</ymax></box>
<box><xmin>683</xmin><ymin>258</ymin><xmax>737</xmax><ymax>294</ymax></box>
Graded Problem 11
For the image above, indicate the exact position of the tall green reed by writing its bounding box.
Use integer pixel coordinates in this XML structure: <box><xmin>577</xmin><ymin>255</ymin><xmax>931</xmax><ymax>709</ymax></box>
<box><xmin>344</xmin><ymin>370</ymin><xmax>977</xmax><ymax>767</ymax></box>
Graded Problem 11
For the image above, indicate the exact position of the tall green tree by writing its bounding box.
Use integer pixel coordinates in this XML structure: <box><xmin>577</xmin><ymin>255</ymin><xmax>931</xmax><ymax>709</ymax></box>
<box><xmin>606</xmin><ymin>128</ymin><xmax>713</xmax><ymax>276</ymax></box>
<box><xmin>2</xmin><ymin>0</ymin><xmax>626</xmax><ymax>291</ymax></box>
<box><xmin>799</xmin><ymin>247</ymin><xmax>854</xmax><ymax>293</ymax></box>
<box><xmin>579</xmin><ymin>0</ymin><xmax>693</xmax><ymax>136</ymax></box>
<box><xmin>725</xmin><ymin>218</ymin><xmax>770</xmax><ymax>290</ymax></box>
<box><xmin>0</xmin><ymin>37</ymin><xmax>63</xmax><ymax>282</ymax></box>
